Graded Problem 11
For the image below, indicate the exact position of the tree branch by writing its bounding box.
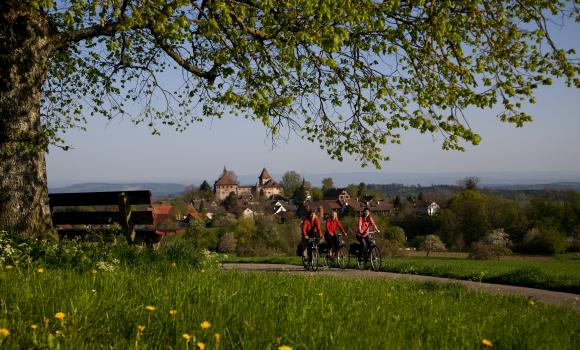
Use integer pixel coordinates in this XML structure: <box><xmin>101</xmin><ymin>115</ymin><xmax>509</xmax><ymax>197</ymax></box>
<box><xmin>148</xmin><ymin>27</ymin><xmax>218</xmax><ymax>83</ymax></box>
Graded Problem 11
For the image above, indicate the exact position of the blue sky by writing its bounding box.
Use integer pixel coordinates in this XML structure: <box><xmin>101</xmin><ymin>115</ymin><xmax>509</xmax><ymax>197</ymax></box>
<box><xmin>46</xmin><ymin>16</ymin><xmax>580</xmax><ymax>187</ymax></box>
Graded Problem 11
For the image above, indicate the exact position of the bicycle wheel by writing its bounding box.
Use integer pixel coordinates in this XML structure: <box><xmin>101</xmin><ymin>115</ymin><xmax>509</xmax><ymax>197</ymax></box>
<box><xmin>356</xmin><ymin>253</ymin><xmax>365</xmax><ymax>270</ymax></box>
<box><xmin>336</xmin><ymin>246</ymin><xmax>348</xmax><ymax>269</ymax></box>
<box><xmin>311</xmin><ymin>249</ymin><xmax>319</xmax><ymax>271</ymax></box>
<box><xmin>369</xmin><ymin>246</ymin><xmax>381</xmax><ymax>272</ymax></box>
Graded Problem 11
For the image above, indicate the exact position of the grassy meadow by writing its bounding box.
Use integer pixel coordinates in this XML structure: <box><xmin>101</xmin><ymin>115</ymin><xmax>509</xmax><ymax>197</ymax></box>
<box><xmin>1</xmin><ymin>263</ymin><xmax>580</xmax><ymax>349</ymax></box>
<box><xmin>224</xmin><ymin>253</ymin><xmax>580</xmax><ymax>293</ymax></box>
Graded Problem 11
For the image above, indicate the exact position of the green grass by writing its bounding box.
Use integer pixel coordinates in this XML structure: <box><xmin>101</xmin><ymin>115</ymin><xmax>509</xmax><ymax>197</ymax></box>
<box><xmin>224</xmin><ymin>254</ymin><xmax>580</xmax><ymax>294</ymax></box>
<box><xmin>1</xmin><ymin>263</ymin><xmax>579</xmax><ymax>349</ymax></box>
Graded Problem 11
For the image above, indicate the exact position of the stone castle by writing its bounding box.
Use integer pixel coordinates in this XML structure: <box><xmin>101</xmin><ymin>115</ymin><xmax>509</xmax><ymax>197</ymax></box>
<box><xmin>213</xmin><ymin>167</ymin><xmax>282</xmax><ymax>201</ymax></box>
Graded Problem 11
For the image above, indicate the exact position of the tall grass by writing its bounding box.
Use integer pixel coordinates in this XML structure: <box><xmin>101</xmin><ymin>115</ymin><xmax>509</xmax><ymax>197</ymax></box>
<box><xmin>1</xmin><ymin>264</ymin><xmax>579</xmax><ymax>349</ymax></box>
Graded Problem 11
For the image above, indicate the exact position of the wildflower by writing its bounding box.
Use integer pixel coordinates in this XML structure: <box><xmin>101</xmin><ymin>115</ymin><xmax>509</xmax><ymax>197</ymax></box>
<box><xmin>528</xmin><ymin>300</ymin><xmax>535</xmax><ymax>306</ymax></box>
<box><xmin>279</xmin><ymin>346</ymin><xmax>292</xmax><ymax>350</ymax></box>
<box><xmin>200</xmin><ymin>321</ymin><xmax>211</xmax><ymax>330</ymax></box>
<box><xmin>169</xmin><ymin>309</ymin><xmax>177</xmax><ymax>316</ymax></box>
<box><xmin>214</xmin><ymin>333</ymin><xmax>221</xmax><ymax>342</ymax></box>
<box><xmin>196</xmin><ymin>342</ymin><xmax>206</xmax><ymax>350</ymax></box>
<box><xmin>481</xmin><ymin>338</ymin><xmax>493</xmax><ymax>348</ymax></box>
<box><xmin>182</xmin><ymin>333</ymin><xmax>191</xmax><ymax>342</ymax></box>
<box><xmin>36</xmin><ymin>268</ymin><xmax>44</xmax><ymax>273</ymax></box>
<box><xmin>0</xmin><ymin>328</ymin><xmax>9</xmax><ymax>337</ymax></box>
<box><xmin>137</xmin><ymin>325</ymin><xmax>146</xmax><ymax>333</ymax></box>
<box><xmin>318</xmin><ymin>292</ymin><xmax>324</xmax><ymax>297</ymax></box>
<box><xmin>90</xmin><ymin>269</ymin><xmax>98</xmax><ymax>274</ymax></box>
<box><xmin>31</xmin><ymin>324</ymin><xmax>38</xmax><ymax>330</ymax></box>
<box><xmin>5</xmin><ymin>265</ymin><xmax>13</xmax><ymax>270</ymax></box>
<box><xmin>171</xmin><ymin>262</ymin><xmax>177</xmax><ymax>268</ymax></box>
<box><xmin>55</xmin><ymin>312</ymin><xmax>65</xmax><ymax>319</ymax></box>
<box><xmin>145</xmin><ymin>305</ymin><xmax>156</xmax><ymax>311</ymax></box>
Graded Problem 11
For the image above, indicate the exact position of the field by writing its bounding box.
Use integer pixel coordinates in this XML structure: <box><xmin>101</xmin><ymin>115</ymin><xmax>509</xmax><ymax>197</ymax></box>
<box><xmin>1</xmin><ymin>262</ymin><xmax>580</xmax><ymax>349</ymax></box>
<box><xmin>224</xmin><ymin>253</ymin><xmax>580</xmax><ymax>294</ymax></box>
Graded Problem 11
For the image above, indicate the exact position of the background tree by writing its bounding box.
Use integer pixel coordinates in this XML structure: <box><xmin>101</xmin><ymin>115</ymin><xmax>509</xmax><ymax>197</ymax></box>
<box><xmin>293</xmin><ymin>179</ymin><xmax>307</xmax><ymax>204</ymax></box>
<box><xmin>281</xmin><ymin>171</ymin><xmax>302</xmax><ymax>198</ymax></box>
<box><xmin>310</xmin><ymin>187</ymin><xmax>324</xmax><ymax>201</ymax></box>
<box><xmin>2</xmin><ymin>0</ymin><xmax>578</xmax><ymax>236</ymax></box>
<box><xmin>169</xmin><ymin>198</ymin><xmax>189</xmax><ymax>220</ymax></box>
<box><xmin>346</xmin><ymin>184</ymin><xmax>359</xmax><ymax>199</ymax></box>
<box><xmin>322</xmin><ymin>178</ymin><xmax>335</xmax><ymax>194</ymax></box>
<box><xmin>198</xmin><ymin>180</ymin><xmax>213</xmax><ymax>200</ymax></box>
<box><xmin>421</xmin><ymin>235</ymin><xmax>447</xmax><ymax>257</ymax></box>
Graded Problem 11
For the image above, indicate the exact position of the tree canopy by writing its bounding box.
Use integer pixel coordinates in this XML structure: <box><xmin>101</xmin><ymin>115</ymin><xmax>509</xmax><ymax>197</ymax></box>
<box><xmin>35</xmin><ymin>0</ymin><xmax>580</xmax><ymax>166</ymax></box>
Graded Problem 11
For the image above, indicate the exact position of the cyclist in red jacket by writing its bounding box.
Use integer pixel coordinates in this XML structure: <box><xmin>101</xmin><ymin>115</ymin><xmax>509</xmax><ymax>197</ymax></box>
<box><xmin>325</xmin><ymin>210</ymin><xmax>347</xmax><ymax>258</ymax></box>
<box><xmin>357</xmin><ymin>208</ymin><xmax>379</xmax><ymax>256</ymax></box>
<box><xmin>301</xmin><ymin>210</ymin><xmax>323</xmax><ymax>260</ymax></box>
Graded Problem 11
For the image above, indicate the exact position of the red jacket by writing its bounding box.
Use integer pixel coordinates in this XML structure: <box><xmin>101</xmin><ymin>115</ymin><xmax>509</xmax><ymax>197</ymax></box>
<box><xmin>302</xmin><ymin>217</ymin><xmax>322</xmax><ymax>238</ymax></box>
<box><xmin>325</xmin><ymin>218</ymin><xmax>346</xmax><ymax>236</ymax></box>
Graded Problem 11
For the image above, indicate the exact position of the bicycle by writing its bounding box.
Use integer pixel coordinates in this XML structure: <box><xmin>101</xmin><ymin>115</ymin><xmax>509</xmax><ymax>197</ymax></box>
<box><xmin>302</xmin><ymin>237</ymin><xmax>320</xmax><ymax>271</ymax></box>
<box><xmin>321</xmin><ymin>234</ymin><xmax>349</xmax><ymax>269</ymax></box>
<box><xmin>349</xmin><ymin>230</ymin><xmax>382</xmax><ymax>271</ymax></box>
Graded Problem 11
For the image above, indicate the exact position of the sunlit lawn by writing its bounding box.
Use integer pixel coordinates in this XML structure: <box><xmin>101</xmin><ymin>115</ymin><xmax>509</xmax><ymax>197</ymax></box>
<box><xmin>1</xmin><ymin>264</ymin><xmax>579</xmax><ymax>349</ymax></box>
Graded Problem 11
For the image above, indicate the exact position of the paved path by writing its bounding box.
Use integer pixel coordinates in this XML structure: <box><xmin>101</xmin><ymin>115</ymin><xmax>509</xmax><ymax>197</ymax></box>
<box><xmin>223</xmin><ymin>263</ymin><xmax>580</xmax><ymax>309</ymax></box>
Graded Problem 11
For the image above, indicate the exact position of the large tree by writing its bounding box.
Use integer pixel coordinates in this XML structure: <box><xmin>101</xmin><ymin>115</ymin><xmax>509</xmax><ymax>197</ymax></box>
<box><xmin>1</xmin><ymin>0</ymin><xmax>578</xmax><ymax>236</ymax></box>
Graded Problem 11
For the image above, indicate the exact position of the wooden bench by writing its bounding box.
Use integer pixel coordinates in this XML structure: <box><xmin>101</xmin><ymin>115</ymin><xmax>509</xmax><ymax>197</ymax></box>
<box><xmin>48</xmin><ymin>190</ymin><xmax>159</xmax><ymax>245</ymax></box>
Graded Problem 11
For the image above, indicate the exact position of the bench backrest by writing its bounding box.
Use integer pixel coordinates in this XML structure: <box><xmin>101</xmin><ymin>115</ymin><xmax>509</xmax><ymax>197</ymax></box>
<box><xmin>49</xmin><ymin>190</ymin><xmax>154</xmax><ymax>242</ymax></box>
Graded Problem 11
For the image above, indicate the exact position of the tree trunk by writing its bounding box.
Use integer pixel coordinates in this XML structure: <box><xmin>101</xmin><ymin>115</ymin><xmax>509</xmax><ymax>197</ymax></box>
<box><xmin>0</xmin><ymin>2</ymin><xmax>54</xmax><ymax>237</ymax></box>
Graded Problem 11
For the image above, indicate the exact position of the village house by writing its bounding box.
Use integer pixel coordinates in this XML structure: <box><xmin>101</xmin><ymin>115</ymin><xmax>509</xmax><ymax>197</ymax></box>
<box><xmin>413</xmin><ymin>200</ymin><xmax>440</xmax><ymax>216</ymax></box>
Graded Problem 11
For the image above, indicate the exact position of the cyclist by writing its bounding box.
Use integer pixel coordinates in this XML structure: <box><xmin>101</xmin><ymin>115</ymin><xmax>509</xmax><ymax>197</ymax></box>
<box><xmin>301</xmin><ymin>210</ymin><xmax>323</xmax><ymax>261</ymax></box>
<box><xmin>325</xmin><ymin>210</ymin><xmax>347</xmax><ymax>258</ymax></box>
<box><xmin>357</xmin><ymin>207</ymin><xmax>379</xmax><ymax>257</ymax></box>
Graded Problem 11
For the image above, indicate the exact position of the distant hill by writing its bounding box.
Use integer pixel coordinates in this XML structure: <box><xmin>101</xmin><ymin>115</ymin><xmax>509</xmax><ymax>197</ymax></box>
<box><xmin>48</xmin><ymin>182</ymin><xmax>187</xmax><ymax>199</ymax></box>
<box><xmin>484</xmin><ymin>182</ymin><xmax>580</xmax><ymax>191</ymax></box>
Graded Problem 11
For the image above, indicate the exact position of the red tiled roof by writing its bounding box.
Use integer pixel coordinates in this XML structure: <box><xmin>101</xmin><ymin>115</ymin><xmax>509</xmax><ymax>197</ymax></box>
<box><xmin>215</xmin><ymin>172</ymin><xmax>238</xmax><ymax>186</ymax></box>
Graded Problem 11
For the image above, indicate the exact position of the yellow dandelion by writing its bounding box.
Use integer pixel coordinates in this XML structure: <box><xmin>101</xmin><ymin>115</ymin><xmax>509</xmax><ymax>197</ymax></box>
<box><xmin>145</xmin><ymin>305</ymin><xmax>156</xmax><ymax>311</ymax></box>
<box><xmin>528</xmin><ymin>300</ymin><xmax>535</xmax><ymax>306</ymax></box>
<box><xmin>196</xmin><ymin>342</ymin><xmax>206</xmax><ymax>350</ymax></box>
<box><xmin>214</xmin><ymin>332</ymin><xmax>221</xmax><ymax>342</ymax></box>
<box><xmin>182</xmin><ymin>333</ymin><xmax>191</xmax><ymax>342</ymax></box>
<box><xmin>5</xmin><ymin>265</ymin><xmax>13</xmax><ymax>270</ymax></box>
<box><xmin>171</xmin><ymin>262</ymin><xmax>177</xmax><ymax>268</ymax></box>
<box><xmin>0</xmin><ymin>328</ymin><xmax>9</xmax><ymax>337</ymax></box>
<box><xmin>31</xmin><ymin>324</ymin><xmax>38</xmax><ymax>330</ymax></box>
<box><xmin>90</xmin><ymin>269</ymin><xmax>97</xmax><ymax>274</ymax></box>
<box><xmin>318</xmin><ymin>292</ymin><xmax>324</xmax><ymax>297</ymax></box>
<box><xmin>200</xmin><ymin>321</ymin><xmax>211</xmax><ymax>330</ymax></box>
<box><xmin>55</xmin><ymin>312</ymin><xmax>65</xmax><ymax>319</ymax></box>
<box><xmin>481</xmin><ymin>338</ymin><xmax>493</xmax><ymax>348</ymax></box>
<box><xmin>137</xmin><ymin>325</ymin><xmax>146</xmax><ymax>333</ymax></box>
<box><xmin>169</xmin><ymin>309</ymin><xmax>177</xmax><ymax>316</ymax></box>
<box><xmin>36</xmin><ymin>268</ymin><xmax>44</xmax><ymax>273</ymax></box>
<box><xmin>278</xmin><ymin>346</ymin><xmax>293</xmax><ymax>350</ymax></box>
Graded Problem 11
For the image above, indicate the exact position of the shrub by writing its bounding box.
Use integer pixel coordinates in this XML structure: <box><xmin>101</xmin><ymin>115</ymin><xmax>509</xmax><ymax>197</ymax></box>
<box><xmin>218</xmin><ymin>232</ymin><xmax>238</xmax><ymax>253</ymax></box>
<box><xmin>420</xmin><ymin>235</ymin><xmax>446</xmax><ymax>256</ymax></box>
<box><xmin>410</xmin><ymin>235</ymin><xmax>425</xmax><ymax>249</ymax></box>
<box><xmin>518</xmin><ymin>227</ymin><xmax>567</xmax><ymax>255</ymax></box>
<box><xmin>376</xmin><ymin>237</ymin><xmax>407</xmax><ymax>258</ymax></box>
<box><xmin>469</xmin><ymin>229</ymin><xmax>512</xmax><ymax>260</ymax></box>
<box><xmin>384</xmin><ymin>226</ymin><xmax>406</xmax><ymax>245</ymax></box>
